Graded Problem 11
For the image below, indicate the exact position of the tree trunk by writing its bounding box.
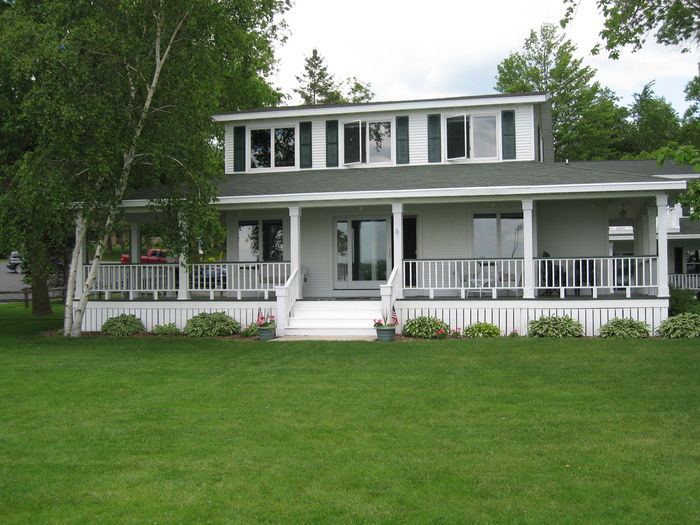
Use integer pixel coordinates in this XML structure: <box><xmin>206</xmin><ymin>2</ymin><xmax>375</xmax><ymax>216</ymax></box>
<box><xmin>31</xmin><ymin>275</ymin><xmax>52</xmax><ymax>316</ymax></box>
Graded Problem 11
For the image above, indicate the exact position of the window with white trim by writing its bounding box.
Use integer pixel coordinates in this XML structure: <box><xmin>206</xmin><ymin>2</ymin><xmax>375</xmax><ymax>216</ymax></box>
<box><xmin>445</xmin><ymin>114</ymin><xmax>499</xmax><ymax>160</ymax></box>
<box><xmin>250</xmin><ymin>127</ymin><xmax>295</xmax><ymax>169</ymax></box>
<box><xmin>238</xmin><ymin>219</ymin><xmax>284</xmax><ymax>261</ymax></box>
<box><xmin>473</xmin><ymin>213</ymin><xmax>523</xmax><ymax>258</ymax></box>
<box><xmin>343</xmin><ymin>120</ymin><xmax>392</xmax><ymax>165</ymax></box>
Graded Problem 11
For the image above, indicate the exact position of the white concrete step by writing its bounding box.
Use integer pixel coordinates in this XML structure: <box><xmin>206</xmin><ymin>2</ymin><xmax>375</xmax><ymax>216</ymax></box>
<box><xmin>291</xmin><ymin>309</ymin><xmax>382</xmax><ymax>320</ymax></box>
<box><xmin>284</xmin><ymin>326</ymin><xmax>377</xmax><ymax>337</ymax></box>
<box><xmin>287</xmin><ymin>318</ymin><xmax>376</xmax><ymax>329</ymax></box>
<box><xmin>293</xmin><ymin>300</ymin><xmax>381</xmax><ymax>311</ymax></box>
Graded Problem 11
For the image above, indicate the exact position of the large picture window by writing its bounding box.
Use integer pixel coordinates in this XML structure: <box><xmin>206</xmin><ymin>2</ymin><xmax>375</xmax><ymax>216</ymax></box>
<box><xmin>473</xmin><ymin>212</ymin><xmax>523</xmax><ymax>258</ymax></box>
<box><xmin>250</xmin><ymin>127</ymin><xmax>295</xmax><ymax>169</ymax></box>
<box><xmin>344</xmin><ymin>120</ymin><xmax>392</xmax><ymax>164</ymax></box>
<box><xmin>238</xmin><ymin>219</ymin><xmax>284</xmax><ymax>261</ymax></box>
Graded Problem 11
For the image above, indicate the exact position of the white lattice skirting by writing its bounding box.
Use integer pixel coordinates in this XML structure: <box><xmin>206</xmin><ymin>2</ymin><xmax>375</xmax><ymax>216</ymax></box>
<box><xmin>394</xmin><ymin>298</ymin><xmax>669</xmax><ymax>337</ymax></box>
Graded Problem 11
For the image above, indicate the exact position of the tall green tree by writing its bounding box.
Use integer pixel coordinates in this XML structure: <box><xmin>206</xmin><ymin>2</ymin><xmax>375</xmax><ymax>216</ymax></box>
<box><xmin>628</xmin><ymin>82</ymin><xmax>681</xmax><ymax>152</ymax></box>
<box><xmin>561</xmin><ymin>0</ymin><xmax>700</xmax><ymax>58</ymax></box>
<box><xmin>294</xmin><ymin>48</ymin><xmax>373</xmax><ymax>105</ymax></box>
<box><xmin>495</xmin><ymin>23</ymin><xmax>628</xmax><ymax>161</ymax></box>
<box><xmin>0</xmin><ymin>0</ymin><xmax>288</xmax><ymax>334</ymax></box>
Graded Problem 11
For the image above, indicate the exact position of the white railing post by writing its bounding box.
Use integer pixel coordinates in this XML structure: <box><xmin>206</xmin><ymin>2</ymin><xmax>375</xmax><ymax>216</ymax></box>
<box><xmin>392</xmin><ymin>202</ymin><xmax>404</xmax><ymax>299</ymax></box>
<box><xmin>178</xmin><ymin>257</ymin><xmax>190</xmax><ymax>300</ymax></box>
<box><xmin>275</xmin><ymin>285</ymin><xmax>289</xmax><ymax>336</ymax></box>
<box><xmin>522</xmin><ymin>199</ymin><xmax>535</xmax><ymax>298</ymax></box>
<box><xmin>657</xmin><ymin>195</ymin><xmax>670</xmax><ymax>298</ymax></box>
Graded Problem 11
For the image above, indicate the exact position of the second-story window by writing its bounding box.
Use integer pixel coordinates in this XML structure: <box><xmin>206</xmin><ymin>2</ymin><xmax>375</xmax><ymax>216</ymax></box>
<box><xmin>250</xmin><ymin>127</ymin><xmax>295</xmax><ymax>169</ymax></box>
<box><xmin>445</xmin><ymin>114</ymin><xmax>499</xmax><ymax>161</ymax></box>
<box><xmin>344</xmin><ymin>120</ymin><xmax>392</xmax><ymax>165</ymax></box>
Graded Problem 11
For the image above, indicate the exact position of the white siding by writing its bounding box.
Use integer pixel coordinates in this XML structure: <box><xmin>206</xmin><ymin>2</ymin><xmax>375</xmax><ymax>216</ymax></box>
<box><xmin>408</xmin><ymin>112</ymin><xmax>428</xmax><ymax>164</ymax></box>
<box><xmin>537</xmin><ymin>200</ymin><xmax>609</xmax><ymax>257</ymax></box>
<box><xmin>311</xmin><ymin>119</ymin><xmax>325</xmax><ymax>168</ymax></box>
<box><xmin>411</xmin><ymin>203</ymin><xmax>469</xmax><ymax>258</ymax></box>
<box><xmin>224</xmin><ymin>123</ymin><xmax>234</xmax><ymax>174</ymax></box>
<box><xmin>515</xmin><ymin>105</ymin><xmax>534</xmax><ymax>161</ymax></box>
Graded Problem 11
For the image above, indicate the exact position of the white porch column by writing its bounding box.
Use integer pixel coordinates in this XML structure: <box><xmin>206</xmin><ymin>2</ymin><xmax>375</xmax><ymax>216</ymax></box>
<box><xmin>656</xmin><ymin>195</ymin><xmax>669</xmax><ymax>297</ymax></box>
<box><xmin>522</xmin><ymin>199</ymin><xmax>535</xmax><ymax>299</ymax></box>
<box><xmin>392</xmin><ymin>202</ymin><xmax>404</xmax><ymax>298</ymax></box>
<box><xmin>645</xmin><ymin>207</ymin><xmax>657</xmax><ymax>256</ymax></box>
<box><xmin>177</xmin><ymin>216</ymin><xmax>190</xmax><ymax>300</ymax></box>
<box><xmin>74</xmin><ymin>214</ymin><xmax>87</xmax><ymax>300</ymax></box>
<box><xmin>289</xmin><ymin>206</ymin><xmax>302</xmax><ymax>296</ymax></box>
<box><xmin>130</xmin><ymin>222</ymin><xmax>141</xmax><ymax>264</ymax></box>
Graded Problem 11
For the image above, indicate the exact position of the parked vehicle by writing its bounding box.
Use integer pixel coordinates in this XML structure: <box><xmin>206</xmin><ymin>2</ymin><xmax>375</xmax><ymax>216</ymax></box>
<box><xmin>120</xmin><ymin>249</ymin><xmax>175</xmax><ymax>264</ymax></box>
<box><xmin>7</xmin><ymin>251</ymin><xmax>22</xmax><ymax>273</ymax></box>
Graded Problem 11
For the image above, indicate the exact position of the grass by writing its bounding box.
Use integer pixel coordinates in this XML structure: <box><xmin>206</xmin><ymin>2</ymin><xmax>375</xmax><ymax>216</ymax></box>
<box><xmin>1</xmin><ymin>304</ymin><xmax>698</xmax><ymax>523</ymax></box>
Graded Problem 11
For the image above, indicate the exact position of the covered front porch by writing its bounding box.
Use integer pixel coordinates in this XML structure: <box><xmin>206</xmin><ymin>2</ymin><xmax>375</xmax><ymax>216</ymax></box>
<box><xmin>78</xmin><ymin>190</ymin><xmax>674</xmax><ymax>336</ymax></box>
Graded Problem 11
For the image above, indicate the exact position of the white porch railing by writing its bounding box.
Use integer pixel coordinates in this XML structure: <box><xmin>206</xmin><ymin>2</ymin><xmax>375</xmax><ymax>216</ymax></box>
<box><xmin>275</xmin><ymin>267</ymin><xmax>301</xmax><ymax>336</ymax></box>
<box><xmin>380</xmin><ymin>264</ymin><xmax>402</xmax><ymax>323</ymax></box>
<box><xmin>88</xmin><ymin>263</ymin><xmax>178</xmax><ymax>300</ymax></box>
<box><xmin>403</xmin><ymin>259</ymin><xmax>524</xmax><ymax>298</ymax></box>
<box><xmin>188</xmin><ymin>261</ymin><xmax>290</xmax><ymax>299</ymax></box>
<box><xmin>669</xmin><ymin>273</ymin><xmax>700</xmax><ymax>290</ymax></box>
<box><xmin>534</xmin><ymin>256</ymin><xmax>658</xmax><ymax>298</ymax></box>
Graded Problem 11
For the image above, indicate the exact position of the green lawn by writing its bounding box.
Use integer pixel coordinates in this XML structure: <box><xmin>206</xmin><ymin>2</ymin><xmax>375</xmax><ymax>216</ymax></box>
<box><xmin>1</xmin><ymin>304</ymin><xmax>698</xmax><ymax>524</ymax></box>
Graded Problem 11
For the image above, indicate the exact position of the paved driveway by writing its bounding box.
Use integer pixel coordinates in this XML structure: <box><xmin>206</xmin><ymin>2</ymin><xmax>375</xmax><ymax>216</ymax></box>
<box><xmin>0</xmin><ymin>267</ymin><xmax>28</xmax><ymax>302</ymax></box>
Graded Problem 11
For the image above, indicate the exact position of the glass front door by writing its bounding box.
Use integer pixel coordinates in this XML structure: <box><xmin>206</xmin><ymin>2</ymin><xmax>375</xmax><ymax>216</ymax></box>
<box><xmin>335</xmin><ymin>218</ymin><xmax>389</xmax><ymax>289</ymax></box>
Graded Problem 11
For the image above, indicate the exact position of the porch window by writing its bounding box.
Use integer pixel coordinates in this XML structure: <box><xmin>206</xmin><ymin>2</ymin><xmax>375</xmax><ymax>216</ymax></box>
<box><xmin>250</xmin><ymin>127</ymin><xmax>295</xmax><ymax>169</ymax></box>
<box><xmin>343</xmin><ymin>120</ymin><xmax>391</xmax><ymax>164</ymax></box>
<box><xmin>473</xmin><ymin>212</ymin><xmax>523</xmax><ymax>258</ymax></box>
<box><xmin>238</xmin><ymin>219</ymin><xmax>284</xmax><ymax>261</ymax></box>
<box><xmin>687</xmin><ymin>249</ymin><xmax>700</xmax><ymax>274</ymax></box>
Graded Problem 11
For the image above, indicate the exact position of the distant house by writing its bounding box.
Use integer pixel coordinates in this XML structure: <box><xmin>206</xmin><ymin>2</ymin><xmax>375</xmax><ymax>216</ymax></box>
<box><xmin>76</xmin><ymin>93</ymin><xmax>691</xmax><ymax>336</ymax></box>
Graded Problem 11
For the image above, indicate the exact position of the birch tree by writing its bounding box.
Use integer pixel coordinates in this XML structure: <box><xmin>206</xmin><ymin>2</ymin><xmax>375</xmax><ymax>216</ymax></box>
<box><xmin>0</xmin><ymin>0</ymin><xmax>288</xmax><ymax>335</ymax></box>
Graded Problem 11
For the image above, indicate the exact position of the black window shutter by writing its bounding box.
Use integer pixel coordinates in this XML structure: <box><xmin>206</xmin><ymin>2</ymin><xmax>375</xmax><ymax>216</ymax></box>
<box><xmin>396</xmin><ymin>116</ymin><xmax>409</xmax><ymax>164</ymax></box>
<box><xmin>326</xmin><ymin>120</ymin><xmax>338</xmax><ymax>167</ymax></box>
<box><xmin>502</xmin><ymin>110</ymin><xmax>516</xmax><ymax>160</ymax></box>
<box><xmin>428</xmin><ymin>114</ymin><xmax>441</xmax><ymax>163</ymax></box>
<box><xmin>300</xmin><ymin>121</ymin><xmax>312</xmax><ymax>169</ymax></box>
<box><xmin>233</xmin><ymin>126</ymin><xmax>246</xmax><ymax>172</ymax></box>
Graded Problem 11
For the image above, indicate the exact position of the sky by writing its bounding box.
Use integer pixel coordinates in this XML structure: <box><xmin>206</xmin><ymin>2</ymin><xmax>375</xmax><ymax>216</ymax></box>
<box><xmin>270</xmin><ymin>0</ymin><xmax>698</xmax><ymax>114</ymax></box>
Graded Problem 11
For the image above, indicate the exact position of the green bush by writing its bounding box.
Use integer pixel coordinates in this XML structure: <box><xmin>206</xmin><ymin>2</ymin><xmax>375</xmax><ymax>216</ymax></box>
<box><xmin>599</xmin><ymin>318</ymin><xmax>649</xmax><ymax>339</ymax></box>
<box><xmin>403</xmin><ymin>316</ymin><xmax>449</xmax><ymax>339</ymax></box>
<box><xmin>528</xmin><ymin>315</ymin><xmax>583</xmax><ymax>338</ymax></box>
<box><xmin>152</xmin><ymin>323</ymin><xmax>181</xmax><ymax>336</ymax></box>
<box><xmin>464</xmin><ymin>322</ymin><xmax>501</xmax><ymax>338</ymax></box>
<box><xmin>101</xmin><ymin>314</ymin><xmax>145</xmax><ymax>337</ymax></box>
<box><xmin>657</xmin><ymin>313</ymin><xmax>700</xmax><ymax>339</ymax></box>
<box><xmin>241</xmin><ymin>323</ymin><xmax>259</xmax><ymax>337</ymax></box>
<box><xmin>669</xmin><ymin>288</ymin><xmax>700</xmax><ymax>316</ymax></box>
<box><xmin>183</xmin><ymin>312</ymin><xmax>240</xmax><ymax>337</ymax></box>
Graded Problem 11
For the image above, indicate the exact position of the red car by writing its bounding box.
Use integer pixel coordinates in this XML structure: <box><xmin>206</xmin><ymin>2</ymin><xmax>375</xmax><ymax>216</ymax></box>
<box><xmin>120</xmin><ymin>249</ymin><xmax>175</xmax><ymax>264</ymax></box>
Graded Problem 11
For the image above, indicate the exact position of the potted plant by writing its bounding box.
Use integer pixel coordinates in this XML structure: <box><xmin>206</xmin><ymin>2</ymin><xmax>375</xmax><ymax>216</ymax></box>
<box><xmin>257</xmin><ymin>313</ymin><xmax>276</xmax><ymax>341</ymax></box>
<box><xmin>374</xmin><ymin>317</ymin><xmax>397</xmax><ymax>342</ymax></box>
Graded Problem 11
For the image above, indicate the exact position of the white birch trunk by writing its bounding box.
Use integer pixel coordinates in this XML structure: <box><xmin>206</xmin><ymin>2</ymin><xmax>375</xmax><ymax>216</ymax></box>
<box><xmin>63</xmin><ymin>219</ymin><xmax>87</xmax><ymax>335</ymax></box>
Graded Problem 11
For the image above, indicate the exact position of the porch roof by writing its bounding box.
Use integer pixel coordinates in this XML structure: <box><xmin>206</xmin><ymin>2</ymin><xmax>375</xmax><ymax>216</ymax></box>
<box><xmin>126</xmin><ymin>161</ymin><xmax>686</xmax><ymax>205</ymax></box>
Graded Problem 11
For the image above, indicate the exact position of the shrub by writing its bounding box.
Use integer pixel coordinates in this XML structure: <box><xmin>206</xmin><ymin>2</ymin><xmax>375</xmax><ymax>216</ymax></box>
<box><xmin>101</xmin><ymin>314</ymin><xmax>145</xmax><ymax>337</ymax></box>
<box><xmin>152</xmin><ymin>323</ymin><xmax>181</xmax><ymax>336</ymax></box>
<box><xmin>403</xmin><ymin>316</ymin><xmax>449</xmax><ymax>339</ymax></box>
<box><xmin>657</xmin><ymin>313</ymin><xmax>700</xmax><ymax>339</ymax></box>
<box><xmin>669</xmin><ymin>288</ymin><xmax>700</xmax><ymax>316</ymax></box>
<box><xmin>508</xmin><ymin>329</ymin><xmax>520</xmax><ymax>337</ymax></box>
<box><xmin>183</xmin><ymin>312</ymin><xmax>240</xmax><ymax>337</ymax></box>
<box><xmin>241</xmin><ymin>323</ymin><xmax>259</xmax><ymax>337</ymax></box>
<box><xmin>464</xmin><ymin>322</ymin><xmax>501</xmax><ymax>338</ymax></box>
<box><xmin>599</xmin><ymin>318</ymin><xmax>649</xmax><ymax>339</ymax></box>
<box><xmin>528</xmin><ymin>315</ymin><xmax>583</xmax><ymax>338</ymax></box>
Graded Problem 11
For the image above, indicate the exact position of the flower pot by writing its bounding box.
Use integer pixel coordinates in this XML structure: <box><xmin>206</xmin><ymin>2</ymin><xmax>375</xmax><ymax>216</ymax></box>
<box><xmin>376</xmin><ymin>326</ymin><xmax>396</xmax><ymax>342</ymax></box>
<box><xmin>258</xmin><ymin>326</ymin><xmax>276</xmax><ymax>341</ymax></box>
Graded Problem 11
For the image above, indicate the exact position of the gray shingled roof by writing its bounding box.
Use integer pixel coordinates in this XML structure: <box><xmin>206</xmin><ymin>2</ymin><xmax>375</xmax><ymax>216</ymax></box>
<box><xmin>680</xmin><ymin>218</ymin><xmax>700</xmax><ymax>235</ymax></box>
<box><xmin>569</xmin><ymin>159</ymin><xmax>697</xmax><ymax>176</ymax></box>
<box><xmin>129</xmin><ymin>160</ymin><xmax>685</xmax><ymax>201</ymax></box>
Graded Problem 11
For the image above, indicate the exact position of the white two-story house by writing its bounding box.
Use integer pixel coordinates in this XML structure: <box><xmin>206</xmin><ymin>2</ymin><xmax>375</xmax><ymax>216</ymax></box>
<box><xmin>78</xmin><ymin>93</ymin><xmax>688</xmax><ymax>336</ymax></box>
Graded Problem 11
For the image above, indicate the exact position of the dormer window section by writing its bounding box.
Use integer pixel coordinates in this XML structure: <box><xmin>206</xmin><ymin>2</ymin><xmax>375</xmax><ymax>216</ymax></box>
<box><xmin>446</xmin><ymin>115</ymin><xmax>468</xmax><ymax>160</ymax></box>
<box><xmin>250</xmin><ymin>126</ymin><xmax>296</xmax><ymax>169</ymax></box>
<box><xmin>343</xmin><ymin>120</ymin><xmax>392</xmax><ymax>165</ymax></box>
